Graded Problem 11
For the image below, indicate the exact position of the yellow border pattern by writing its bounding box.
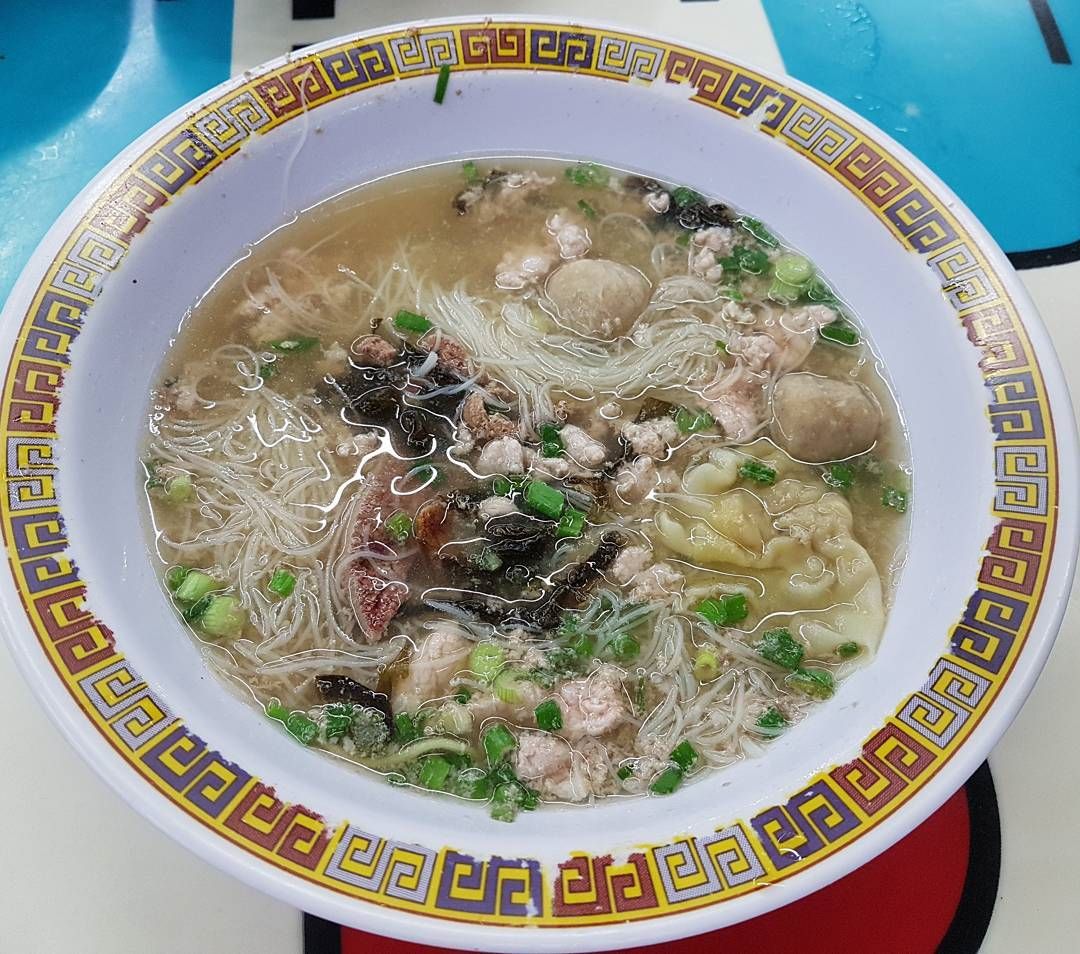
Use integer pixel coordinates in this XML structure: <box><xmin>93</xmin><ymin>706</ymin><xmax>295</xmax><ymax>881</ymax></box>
<box><xmin>0</xmin><ymin>22</ymin><xmax>1057</xmax><ymax>927</ymax></box>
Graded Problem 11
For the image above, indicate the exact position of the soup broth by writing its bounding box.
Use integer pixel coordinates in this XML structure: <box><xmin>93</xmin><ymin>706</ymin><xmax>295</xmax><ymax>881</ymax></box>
<box><xmin>143</xmin><ymin>160</ymin><xmax>909</xmax><ymax>820</ymax></box>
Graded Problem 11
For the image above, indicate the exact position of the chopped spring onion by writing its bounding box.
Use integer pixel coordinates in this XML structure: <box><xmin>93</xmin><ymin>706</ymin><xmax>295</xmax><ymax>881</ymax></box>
<box><xmin>482</xmin><ymin>723</ymin><xmax>517</xmax><ymax>766</ymax></box>
<box><xmin>183</xmin><ymin>595</ymin><xmax>213</xmax><ymax>623</ymax></box>
<box><xmin>577</xmin><ymin>198</ymin><xmax>598</xmax><ymax>219</ymax></box>
<box><xmin>462</xmin><ymin>160</ymin><xmax>480</xmax><ymax>185</ymax></box>
<box><xmin>174</xmin><ymin>570</ymin><xmax>215</xmax><ymax>603</ymax></box>
<box><xmin>837</xmin><ymin>641</ymin><xmax>862</xmax><ymax>659</ymax></box>
<box><xmin>534</xmin><ymin>699</ymin><xmax>563</xmax><ymax>732</ymax></box>
<box><xmin>433</xmin><ymin>63</ymin><xmax>451</xmax><ymax>104</ymax></box>
<box><xmin>882</xmin><ymin>486</ymin><xmax>908</xmax><ymax>513</ymax></box>
<box><xmin>670</xmin><ymin>740</ymin><xmax>698</xmax><ymax>771</ymax></box>
<box><xmin>164</xmin><ymin>474</ymin><xmax>194</xmax><ymax>504</ymax></box>
<box><xmin>269</xmin><ymin>337</ymin><xmax>318</xmax><ymax>353</ymax></box>
<box><xmin>385</xmin><ymin>511</ymin><xmax>413</xmax><ymax>543</ymax></box>
<box><xmin>787</xmin><ymin>667</ymin><xmax>835</xmax><ymax>699</ymax></box>
<box><xmin>756</xmin><ymin>706</ymin><xmax>788</xmax><ymax>736</ymax></box>
<box><xmin>418</xmin><ymin>755</ymin><xmax>453</xmax><ymax>791</ymax></box>
<box><xmin>738</xmin><ymin>460</ymin><xmax>777</xmax><ymax>485</ymax></box>
<box><xmin>265</xmin><ymin>699</ymin><xmax>289</xmax><ymax>723</ymax></box>
<box><xmin>607</xmin><ymin>633</ymin><xmax>640</xmax><ymax>662</ymax></box>
<box><xmin>756</xmin><ymin>628</ymin><xmax>805</xmax><ymax>671</ymax></box>
<box><xmin>774</xmin><ymin>254</ymin><xmax>814</xmax><ymax>286</ymax></box>
<box><xmin>490</xmin><ymin>783</ymin><xmax>524</xmax><ymax>822</ymax></box>
<box><xmin>492</xmin><ymin>669</ymin><xmax>523</xmax><ymax>704</ymax></box>
<box><xmin>394</xmin><ymin>712</ymin><xmax>422</xmax><ymax>743</ymax></box>
<box><xmin>716</xmin><ymin>340</ymin><xmax>728</xmax><ymax>354</ymax></box>
<box><xmin>806</xmin><ymin>275</ymin><xmax>839</xmax><ymax>304</ymax></box>
<box><xmin>823</xmin><ymin>463</ymin><xmax>855</xmax><ymax>490</ymax></box>
<box><xmin>144</xmin><ymin>459</ymin><xmax>164</xmax><ymax>490</ymax></box>
<box><xmin>165</xmin><ymin>566</ymin><xmax>190</xmax><ymax>592</ymax></box>
<box><xmin>491</xmin><ymin>475</ymin><xmax>513</xmax><ymax>497</ymax></box>
<box><xmin>732</xmin><ymin>246</ymin><xmax>770</xmax><ymax>274</ymax></box>
<box><xmin>455</xmin><ymin>767</ymin><xmax>493</xmax><ymax>800</ymax></box>
<box><xmin>564</xmin><ymin>162</ymin><xmax>610</xmax><ymax>187</ymax></box>
<box><xmin>567</xmin><ymin>631</ymin><xmax>597</xmax><ymax>659</ymax></box>
<box><xmin>393</xmin><ymin>309</ymin><xmax>433</xmax><ymax>334</ymax></box>
<box><xmin>696</xmin><ymin>593</ymin><xmax>748</xmax><ymax>627</ymax></box>
<box><xmin>199</xmin><ymin>595</ymin><xmax>245</xmax><ymax>638</ymax></box>
<box><xmin>674</xmin><ymin>232</ymin><xmax>691</xmax><ymax>248</ymax></box>
<box><xmin>470</xmin><ymin>643</ymin><xmax>505</xmax><ymax>682</ymax></box>
<box><xmin>538</xmin><ymin>421</ymin><xmax>563</xmax><ymax>457</ymax></box>
<box><xmin>720</xmin><ymin>286</ymin><xmax>744</xmax><ymax>301</ymax></box>
<box><xmin>671</xmin><ymin>186</ymin><xmax>703</xmax><ymax>209</ymax></box>
<box><xmin>617</xmin><ymin>763</ymin><xmax>634</xmax><ymax>781</ymax></box>
<box><xmin>257</xmin><ymin>361</ymin><xmax>275</xmax><ymax>381</ymax></box>
<box><xmin>674</xmin><ymin>406</ymin><xmax>714</xmax><ymax>434</ymax></box>
<box><xmin>285</xmin><ymin>712</ymin><xmax>319</xmax><ymax>745</ymax></box>
<box><xmin>739</xmin><ymin>216</ymin><xmax>779</xmax><ymax>248</ymax></box>
<box><xmin>555</xmin><ymin>506</ymin><xmax>587</xmax><ymax>539</ymax></box>
<box><xmin>820</xmin><ymin>320</ymin><xmax>860</xmax><ymax>346</ymax></box>
<box><xmin>268</xmin><ymin>568</ymin><xmax>296</xmax><ymax>598</ymax></box>
<box><xmin>324</xmin><ymin>703</ymin><xmax>355</xmax><ymax>742</ymax></box>
<box><xmin>650</xmin><ymin>765</ymin><xmax>684</xmax><ymax>795</ymax></box>
<box><xmin>453</xmin><ymin>687</ymin><xmax>473</xmax><ymax>705</ymax></box>
<box><xmin>768</xmin><ymin>278</ymin><xmax>803</xmax><ymax>304</ymax></box>
<box><xmin>523</xmin><ymin>480</ymin><xmax>566</xmax><ymax>520</ymax></box>
<box><xmin>693</xmin><ymin>648</ymin><xmax>720</xmax><ymax>681</ymax></box>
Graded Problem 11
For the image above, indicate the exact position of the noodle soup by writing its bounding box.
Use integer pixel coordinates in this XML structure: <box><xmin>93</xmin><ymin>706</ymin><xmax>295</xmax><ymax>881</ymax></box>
<box><xmin>143</xmin><ymin>160</ymin><xmax>908</xmax><ymax>820</ymax></box>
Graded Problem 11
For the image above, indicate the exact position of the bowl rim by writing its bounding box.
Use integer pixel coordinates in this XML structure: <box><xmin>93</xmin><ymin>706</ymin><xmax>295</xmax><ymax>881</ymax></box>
<box><xmin>1</xmin><ymin>14</ymin><xmax>1076</xmax><ymax>951</ymax></box>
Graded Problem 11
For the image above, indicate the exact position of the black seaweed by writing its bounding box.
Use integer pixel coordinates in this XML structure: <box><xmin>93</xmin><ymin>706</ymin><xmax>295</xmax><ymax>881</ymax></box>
<box><xmin>314</xmin><ymin>675</ymin><xmax>393</xmax><ymax>727</ymax></box>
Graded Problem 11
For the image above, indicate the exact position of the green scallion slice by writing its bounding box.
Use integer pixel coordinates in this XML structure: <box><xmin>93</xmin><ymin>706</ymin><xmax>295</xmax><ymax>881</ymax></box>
<box><xmin>268</xmin><ymin>568</ymin><xmax>296</xmax><ymax>599</ymax></box>
<box><xmin>418</xmin><ymin>755</ymin><xmax>453</xmax><ymax>791</ymax></box>
<box><xmin>837</xmin><ymin>641</ymin><xmax>862</xmax><ymax>659</ymax></box>
<box><xmin>555</xmin><ymin>506</ymin><xmax>587</xmax><ymax>539</ymax></box>
<box><xmin>433</xmin><ymin>63</ymin><xmax>451</xmax><ymax>104</ymax></box>
<box><xmin>671</xmin><ymin>186</ymin><xmax>703</xmax><ymax>209</ymax></box>
<box><xmin>285</xmin><ymin>712</ymin><xmax>319</xmax><ymax>745</ymax></box>
<box><xmin>462</xmin><ymin>160</ymin><xmax>480</xmax><ymax>185</ymax></box>
<box><xmin>650</xmin><ymin>765</ymin><xmax>684</xmax><ymax>795</ymax></box>
<box><xmin>756</xmin><ymin>628</ymin><xmax>805</xmax><ymax>671</ymax></box>
<box><xmin>670</xmin><ymin>740</ymin><xmax>698</xmax><ymax>771</ymax></box>
<box><xmin>174</xmin><ymin>570</ymin><xmax>215</xmax><ymax>604</ymax></box>
<box><xmin>820</xmin><ymin>321</ymin><xmax>860</xmax><ymax>346</ymax></box>
<box><xmin>823</xmin><ymin>463</ymin><xmax>855</xmax><ymax>490</ymax></box>
<box><xmin>607</xmin><ymin>633</ymin><xmax>640</xmax><ymax>663</ymax></box>
<box><xmin>165</xmin><ymin>566</ymin><xmax>190</xmax><ymax>592</ymax></box>
<box><xmin>482</xmin><ymin>723</ymin><xmax>517</xmax><ymax>766</ymax></box>
<box><xmin>738</xmin><ymin>460</ymin><xmax>777</xmax><ymax>485</ymax></box>
<box><xmin>523</xmin><ymin>480</ymin><xmax>566</xmax><ymax>520</ymax></box>
<box><xmin>787</xmin><ymin>667</ymin><xmax>835</xmax><ymax>699</ymax></box>
<box><xmin>534</xmin><ymin>699</ymin><xmax>563</xmax><ymax>732</ymax></box>
<box><xmin>199</xmin><ymin>595</ymin><xmax>245</xmax><ymax>638</ymax></box>
<box><xmin>733</xmin><ymin>246</ymin><xmax>770</xmax><ymax>274</ymax></box>
<box><xmin>756</xmin><ymin>706</ymin><xmax>788</xmax><ymax>737</ymax></box>
<box><xmin>577</xmin><ymin>198</ymin><xmax>598</xmax><ymax>219</ymax></box>
<box><xmin>739</xmin><ymin>217</ymin><xmax>779</xmax><ymax>248</ymax></box>
<box><xmin>674</xmin><ymin>406</ymin><xmax>714</xmax><ymax>434</ymax></box>
<box><xmin>774</xmin><ymin>254</ymin><xmax>814</xmax><ymax>286</ymax></box>
<box><xmin>385</xmin><ymin>510</ymin><xmax>413</xmax><ymax>543</ymax></box>
<box><xmin>393</xmin><ymin>309</ymin><xmax>433</xmax><ymax>334</ymax></box>
<box><xmin>882</xmin><ymin>487</ymin><xmax>908</xmax><ymax>513</ymax></box>
<box><xmin>470</xmin><ymin>643</ymin><xmax>505</xmax><ymax>682</ymax></box>
<box><xmin>695</xmin><ymin>593</ymin><xmax>749</xmax><ymax>627</ymax></box>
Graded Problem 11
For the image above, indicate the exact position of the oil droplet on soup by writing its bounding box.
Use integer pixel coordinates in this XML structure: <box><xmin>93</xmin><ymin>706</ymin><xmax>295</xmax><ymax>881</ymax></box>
<box><xmin>142</xmin><ymin>160</ymin><xmax>910</xmax><ymax>820</ymax></box>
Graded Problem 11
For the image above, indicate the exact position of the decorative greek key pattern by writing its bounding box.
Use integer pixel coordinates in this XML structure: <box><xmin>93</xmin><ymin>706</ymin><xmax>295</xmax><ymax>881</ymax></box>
<box><xmin>652</xmin><ymin>825</ymin><xmax>765</xmax><ymax>904</ymax></box>
<box><xmin>0</xmin><ymin>20</ymin><xmax>1059</xmax><ymax>929</ymax></box>
<box><xmin>323</xmin><ymin>826</ymin><xmax>437</xmax><ymax>905</ymax></box>
<box><xmin>435</xmin><ymin>851</ymin><xmax>543</xmax><ymax>917</ymax></box>
<box><xmin>751</xmin><ymin>781</ymin><xmax>860</xmax><ymax>870</ymax></box>
<box><xmin>995</xmin><ymin>445</ymin><xmax>1049</xmax><ymax>516</ymax></box>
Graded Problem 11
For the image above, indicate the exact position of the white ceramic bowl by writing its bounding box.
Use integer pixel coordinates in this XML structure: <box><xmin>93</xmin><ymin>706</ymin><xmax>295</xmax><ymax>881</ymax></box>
<box><xmin>1</xmin><ymin>17</ymin><xmax>1076</xmax><ymax>952</ymax></box>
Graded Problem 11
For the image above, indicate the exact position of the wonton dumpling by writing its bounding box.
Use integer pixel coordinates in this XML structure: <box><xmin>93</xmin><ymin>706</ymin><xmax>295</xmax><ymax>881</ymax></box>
<box><xmin>655</xmin><ymin>461</ymin><xmax>885</xmax><ymax>653</ymax></box>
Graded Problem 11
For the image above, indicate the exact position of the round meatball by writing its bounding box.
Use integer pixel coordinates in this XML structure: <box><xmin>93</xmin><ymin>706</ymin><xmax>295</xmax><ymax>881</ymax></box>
<box><xmin>544</xmin><ymin>259</ymin><xmax>651</xmax><ymax>339</ymax></box>
<box><xmin>770</xmin><ymin>373</ymin><xmax>881</xmax><ymax>463</ymax></box>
